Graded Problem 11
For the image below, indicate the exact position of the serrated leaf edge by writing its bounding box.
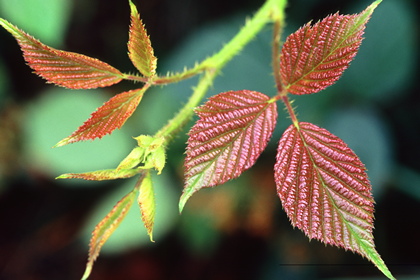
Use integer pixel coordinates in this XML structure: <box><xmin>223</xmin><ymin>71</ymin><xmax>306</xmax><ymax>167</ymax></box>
<box><xmin>128</xmin><ymin>0</ymin><xmax>157</xmax><ymax>77</ymax></box>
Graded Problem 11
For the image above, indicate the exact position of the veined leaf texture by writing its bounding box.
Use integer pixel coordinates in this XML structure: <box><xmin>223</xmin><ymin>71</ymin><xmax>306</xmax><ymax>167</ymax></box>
<box><xmin>274</xmin><ymin>122</ymin><xmax>393</xmax><ymax>279</ymax></box>
<box><xmin>0</xmin><ymin>19</ymin><xmax>123</xmax><ymax>89</ymax></box>
<box><xmin>82</xmin><ymin>189</ymin><xmax>137</xmax><ymax>280</ymax></box>
<box><xmin>279</xmin><ymin>1</ymin><xmax>379</xmax><ymax>95</ymax></box>
<box><xmin>128</xmin><ymin>0</ymin><xmax>157</xmax><ymax>77</ymax></box>
<box><xmin>275</xmin><ymin>122</ymin><xmax>374</xmax><ymax>246</ymax></box>
<box><xmin>0</xmin><ymin>0</ymin><xmax>394</xmax><ymax>279</ymax></box>
<box><xmin>137</xmin><ymin>172</ymin><xmax>156</xmax><ymax>242</ymax></box>
<box><xmin>181</xmin><ymin>90</ymin><xmax>277</xmax><ymax>210</ymax></box>
<box><xmin>55</xmin><ymin>87</ymin><xmax>146</xmax><ymax>147</ymax></box>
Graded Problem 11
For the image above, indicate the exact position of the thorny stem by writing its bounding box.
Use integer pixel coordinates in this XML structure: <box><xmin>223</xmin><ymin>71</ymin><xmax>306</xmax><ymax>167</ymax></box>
<box><xmin>146</xmin><ymin>0</ymin><xmax>287</xmax><ymax>145</ymax></box>
<box><xmin>271</xmin><ymin>7</ymin><xmax>284</xmax><ymax>93</ymax></box>
<box><xmin>154</xmin><ymin>69</ymin><xmax>217</xmax><ymax>142</ymax></box>
<box><xmin>270</xmin><ymin>5</ymin><xmax>300</xmax><ymax>129</ymax></box>
<box><xmin>281</xmin><ymin>94</ymin><xmax>299</xmax><ymax>126</ymax></box>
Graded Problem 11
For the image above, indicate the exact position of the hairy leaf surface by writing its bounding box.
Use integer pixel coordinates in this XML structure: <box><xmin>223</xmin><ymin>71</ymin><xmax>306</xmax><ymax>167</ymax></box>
<box><xmin>56</xmin><ymin>168</ymin><xmax>140</xmax><ymax>181</ymax></box>
<box><xmin>55</xmin><ymin>87</ymin><xmax>146</xmax><ymax>147</ymax></box>
<box><xmin>82</xmin><ymin>188</ymin><xmax>137</xmax><ymax>280</ymax></box>
<box><xmin>128</xmin><ymin>0</ymin><xmax>157</xmax><ymax>77</ymax></box>
<box><xmin>274</xmin><ymin>122</ymin><xmax>394</xmax><ymax>279</ymax></box>
<box><xmin>137</xmin><ymin>172</ymin><xmax>156</xmax><ymax>242</ymax></box>
<box><xmin>0</xmin><ymin>18</ymin><xmax>123</xmax><ymax>89</ymax></box>
<box><xmin>180</xmin><ymin>90</ymin><xmax>277</xmax><ymax>211</ymax></box>
<box><xmin>279</xmin><ymin>1</ymin><xmax>380</xmax><ymax>95</ymax></box>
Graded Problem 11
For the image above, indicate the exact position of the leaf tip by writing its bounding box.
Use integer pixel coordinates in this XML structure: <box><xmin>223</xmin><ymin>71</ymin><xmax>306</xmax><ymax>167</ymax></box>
<box><xmin>365</xmin><ymin>0</ymin><xmax>382</xmax><ymax>15</ymax></box>
<box><xmin>55</xmin><ymin>174</ymin><xmax>70</xmax><ymax>179</ymax></box>
<box><xmin>128</xmin><ymin>0</ymin><xmax>138</xmax><ymax>14</ymax></box>
<box><xmin>81</xmin><ymin>264</ymin><xmax>92</xmax><ymax>280</ymax></box>
<box><xmin>53</xmin><ymin>138</ymin><xmax>70</xmax><ymax>148</ymax></box>
<box><xmin>178</xmin><ymin>191</ymin><xmax>191</xmax><ymax>213</ymax></box>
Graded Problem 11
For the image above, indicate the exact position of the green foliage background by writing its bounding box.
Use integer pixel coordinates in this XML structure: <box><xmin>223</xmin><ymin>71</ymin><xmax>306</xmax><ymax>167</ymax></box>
<box><xmin>0</xmin><ymin>0</ymin><xmax>419</xmax><ymax>279</ymax></box>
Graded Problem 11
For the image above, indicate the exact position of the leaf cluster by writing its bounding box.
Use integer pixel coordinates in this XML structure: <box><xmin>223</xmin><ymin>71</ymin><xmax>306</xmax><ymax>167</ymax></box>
<box><xmin>0</xmin><ymin>0</ymin><xmax>395</xmax><ymax>279</ymax></box>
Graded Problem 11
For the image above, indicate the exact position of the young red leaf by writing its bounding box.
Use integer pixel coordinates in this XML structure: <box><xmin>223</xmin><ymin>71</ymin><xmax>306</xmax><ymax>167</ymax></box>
<box><xmin>82</xmin><ymin>188</ymin><xmax>137</xmax><ymax>280</ymax></box>
<box><xmin>55</xmin><ymin>87</ymin><xmax>147</xmax><ymax>147</ymax></box>
<box><xmin>136</xmin><ymin>171</ymin><xmax>156</xmax><ymax>242</ymax></box>
<box><xmin>56</xmin><ymin>168</ymin><xmax>140</xmax><ymax>181</ymax></box>
<box><xmin>0</xmin><ymin>18</ymin><xmax>123</xmax><ymax>89</ymax></box>
<box><xmin>274</xmin><ymin>122</ymin><xmax>394</xmax><ymax>280</ymax></box>
<box><xmin>128</xmin><ymin>0</ymin><xmax>157</xmax><ymax>77</ymax></box>
<box><xmin>180</xmin><ymin>90</ymin><xmax>277</xmax><ymax>212</ymax></box>
<box><xmin>279</xmin><ymin>1</ymin><xmax>381</xmax><ymax>95</ymax></box>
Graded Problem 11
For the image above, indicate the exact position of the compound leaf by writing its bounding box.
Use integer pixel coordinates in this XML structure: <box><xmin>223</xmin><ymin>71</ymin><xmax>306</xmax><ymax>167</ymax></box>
<box><xmin>128</xmin><ymin>0</ymin><xmax>157</xmax><ymax>77</ymax></box>
<box><xmin>0</xmin><ymin>18</ymin><xmax>123</xmax><ymax>89</ymax></box>
<box><xmin>82</xmin><ymin>188</ymin><xmax>137</xmax><ymax>280</ymax></box>
<box><xmin>55</xmin><ymin>87</ymin><xmax>146</xmax><ymax>147</ymax></box>
<box><xmin>274</xmin><ymin>122</ymin><xmax>394</xmax><ymax>280</ymax></box>
<box><xmin>180</xmin><ymin>90</ymin><xmax>277</xmax><ymax>212</ymax></box>
<box><xmin>280</xmin><ymin>1</ymin><xmax>381</xmax><ymax>95</ymax></box>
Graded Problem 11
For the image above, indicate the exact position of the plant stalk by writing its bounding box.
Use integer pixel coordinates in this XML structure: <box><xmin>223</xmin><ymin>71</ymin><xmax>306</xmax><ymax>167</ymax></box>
<box><xmin>151</xmin><ymin>0</ymin><xmax>288</xmax><ymax>143</ymax></box>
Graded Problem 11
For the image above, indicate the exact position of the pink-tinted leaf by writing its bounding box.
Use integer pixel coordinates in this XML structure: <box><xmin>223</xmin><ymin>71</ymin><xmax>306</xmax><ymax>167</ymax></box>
<box><xmin>56</xmin><ymin>168</ymin><xmax>140</xmax><ymax>181</ymax></box>
<box><xmin>180</xmin><ymin>90</ymin><xmax>277</xmax><ymax>211</ymax></box>
<box><xmin>0</xmin><ymin>18</ymin><xmax>123</xmax><ymax>89</ymax></box>
<box><xmin>55</xmin><ymin>87</ymin><xmax>146</xmax><ymax>147</ymax></box>
<box><xmin>82</xmin><ymin>188</ymin><xmax>137</xmax><ymax>280</ymax></box>
<box><xmin>279</xmin><ymin>1</ymin><xmax>380</xmax><ymax>95</ymax></box>
<box><xmin>274</xmin><ymin>121</ymin><xmax>394</xmax><ymax>279</ymax></box>
<box><xmin>128</xmin><ymin>0</ymin><xmax>157</xmax><ymax>77</ymax></box>
<box><xmin>136</xmin><ymin>171</ymin><xmax>155</xmax><ymax>242</ymax></box>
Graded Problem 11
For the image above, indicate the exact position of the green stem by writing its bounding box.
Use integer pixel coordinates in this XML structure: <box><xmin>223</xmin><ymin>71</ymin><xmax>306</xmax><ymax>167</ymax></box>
<box><xmin>201</xmin><ymin>0</ymin><xmax>287</xmax><ymax>70</ymax></box>
<box><xmin>151</xmin><ymin>0</ymin><xmax>287</xmax><ymax>143</ymax></box>
<box><xmin>154</xmin><ymin>69</ymin><xmax>217</xmax><ymax>142</ymax></box>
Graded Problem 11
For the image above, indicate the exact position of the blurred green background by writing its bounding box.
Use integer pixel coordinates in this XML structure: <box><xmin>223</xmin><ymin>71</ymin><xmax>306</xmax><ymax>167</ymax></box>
<box><xmin>0</xmin><ymin>0</ymin><xmax>419</xmax><ymax>279</ymax></box>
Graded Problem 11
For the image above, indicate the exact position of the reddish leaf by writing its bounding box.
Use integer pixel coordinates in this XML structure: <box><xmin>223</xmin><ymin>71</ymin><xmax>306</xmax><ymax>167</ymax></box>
<box><xmin>82</xmin><ymin>188</ymin><xmax>137</xmax><ymax>280</ymax></box>
<box><xmin>128</xmin><ymin>0</ymin><xmax>157</xmax><ymax>77</ymax></box>
<box><xmin>180</xmin><ymin>90</ymin><xmax>277</xmax><ymax>211</ymax></box>
<box><xmin>55</xmin><ymin>87</ymin><xmax>146</xmax><ymax>147</ymax></box>
<box><xmin>56</xmin><ymin>168</ymin><xmax>140</xmax><ymax>181</ymax></box>
<box><xmin>0</xmin><ymin>18</ymin><xmax>123</xmax><ymax>89</ymax></box>
<box><xmin>274</xmin><ymin>122</ymin><xmax>394</xmax><ymax>279</ymax></box>
<box><xmin>279</xmin><ymin>1</ymin><xmax>380</xmax><ymax>95</ymax></box>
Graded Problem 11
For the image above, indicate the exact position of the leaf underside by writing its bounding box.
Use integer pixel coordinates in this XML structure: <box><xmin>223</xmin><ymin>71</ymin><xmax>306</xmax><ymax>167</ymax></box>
<box><xmin>180</xmin><ymin>90</ymin><xmax>277</xmax><ymax>211</ymax></box>
<box><xmin>279</xmin><ymin>1</ymin><xmax>379</xmax><ymax>95</ymax></box>
<box><xmin>274</xmin><ymin>122</ymin><xmax>393</xmax><ymax>279</ymax></box>
<box><xmin>128</xmin><ymin>0</ymin><xmax>157</xmax><ymax>77</ymax></box>
<box><xmin>55</xmin><ymin>87</ymin><xmax>146</xmax><ymax>147</ymax></box>
<box><xmin>0</xmin><ymin>19</ymin><xmax>123</xmax><ymax>89</ymax></box>
<box><xmin>82</xmin><ymin>189</ymin><xmax>137</xmax><ymax>280</ymax></box>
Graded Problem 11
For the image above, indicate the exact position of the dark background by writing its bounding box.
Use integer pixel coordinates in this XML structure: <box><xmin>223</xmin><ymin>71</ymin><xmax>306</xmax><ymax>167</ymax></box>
<box><xmin>0</xmin><ymin>0</ymin><xmax>419</xmax><ymax>279</ymax></box>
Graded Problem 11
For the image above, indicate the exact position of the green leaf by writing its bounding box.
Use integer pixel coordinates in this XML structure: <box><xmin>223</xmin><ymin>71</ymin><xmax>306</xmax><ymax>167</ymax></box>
<box><xmin>133</xmin><ymin>135</ymin><xmax>166</xmax><ymax>174</ymax></box>
<box><xmin>117</xmin><ymin>146</ymin><xmax>145</xmax><ymax>171</ymax></box>
<box><xmin>55</xmin><ymin>87</ymin><xmax>147</xmax><ymax>147</ymax></box>
<box><xmin>81</xmin><ymin>188</ymin><xmax>137</xmax><ymax>280</ymax></box>
<box><xmin>136</xmin><ymin>171</ymin><xmax>156</xmax><ymax>242</ymax></box>
<box><xmin>274</xmin><ymin>122</ymin><xmax>394</xmax><ymax>280</ymax></box>
<box><xmin>0</xmin><ymin>18</ymin><xmax>123</xmax><ymax>89</ymax></box>
<box><xmin>128</xmin><ymin>0</ymin><xmax>157</xmax><ymax>77</ymax></box>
